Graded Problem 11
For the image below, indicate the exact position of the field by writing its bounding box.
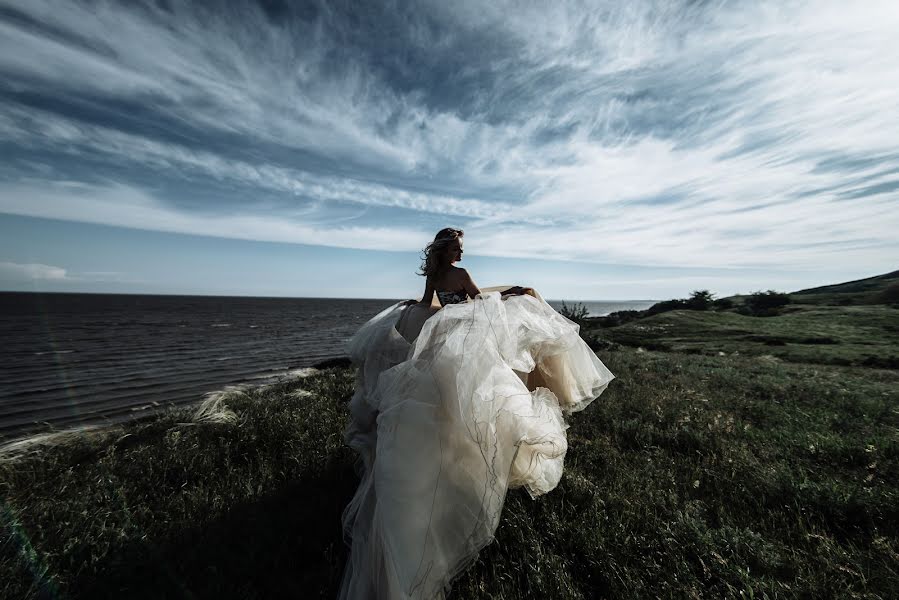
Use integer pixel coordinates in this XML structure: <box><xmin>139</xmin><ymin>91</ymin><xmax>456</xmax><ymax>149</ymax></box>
<box><xmin>2</xmin><ymin>272</ymin><xmax>898</xmax><ymax>598</ymax></box>
<box><xmin>2</xmin><ymin>351</ymin><xmax>897</xmax><ymax>598</ymax></box>
<box><xmin>592</xmin><ymin>304</ymin><xmax>899</xmax><ymax>369</ymax></box>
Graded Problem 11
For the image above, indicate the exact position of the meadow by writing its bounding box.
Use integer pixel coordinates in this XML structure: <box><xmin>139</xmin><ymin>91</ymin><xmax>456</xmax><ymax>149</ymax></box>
<box><xmin>2</xmin><ymin>273</ymin><xmax>897</xmax><ymax>599</ymax></box>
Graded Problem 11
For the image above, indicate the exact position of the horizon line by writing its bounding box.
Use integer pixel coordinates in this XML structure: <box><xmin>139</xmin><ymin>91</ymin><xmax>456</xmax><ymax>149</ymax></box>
<box><xmin>0</xmin><ymin>289</ymin><xmax>661</xmax><ymax>303</ymax></box>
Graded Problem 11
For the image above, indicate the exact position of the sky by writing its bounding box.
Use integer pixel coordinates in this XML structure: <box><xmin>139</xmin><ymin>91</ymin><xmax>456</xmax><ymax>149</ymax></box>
<box><xmin>0</xmin><ymin>0</ymin><xmax>897</xmax><ymax>300</ymax></box>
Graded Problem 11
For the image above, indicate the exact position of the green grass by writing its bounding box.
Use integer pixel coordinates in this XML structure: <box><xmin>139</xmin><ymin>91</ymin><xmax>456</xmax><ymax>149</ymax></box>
<box><xmin>592</xmin><ymin>304</ymin><xmax>899</xmax><ymax>368</ymax></box>
<box><xmin>1</xmin><ymin>374</ymin><xmax>358</xmax><ymax>599</ymax></box>
<box><xmin>788</xmin><ymin>269</ymin><xmax>899</xmax><ymax>306</ymax></box>
<box><xmin>3</xmin><ymin>347</ymin><xmax>898</xmax><ymax>598</ymax></box>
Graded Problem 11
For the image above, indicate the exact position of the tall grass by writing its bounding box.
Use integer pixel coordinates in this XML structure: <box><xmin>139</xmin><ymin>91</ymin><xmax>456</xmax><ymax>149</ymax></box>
<box><xmin>2</xmin><ymin>349</ymin><xmax>897</xmax><ymax>598</ymax></box>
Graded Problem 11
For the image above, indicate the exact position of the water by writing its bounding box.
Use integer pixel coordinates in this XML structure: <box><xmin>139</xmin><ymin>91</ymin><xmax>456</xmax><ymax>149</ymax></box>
<box><xmin>0</xmin><ymin>292</ymin><xmax>396</xmax><ymax>442</ymax></box>
<box><xmin>0</xmin><ymin>292</ymin><xmax>654</xmax><ymax>442</ymax></box>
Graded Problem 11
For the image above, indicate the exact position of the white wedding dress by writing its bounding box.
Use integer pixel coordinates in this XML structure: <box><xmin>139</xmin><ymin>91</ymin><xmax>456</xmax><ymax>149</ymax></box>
<box><xmin>338</xmin><ymin>288</ymin><xmax>614</xmax><ymax>599</ymax></box>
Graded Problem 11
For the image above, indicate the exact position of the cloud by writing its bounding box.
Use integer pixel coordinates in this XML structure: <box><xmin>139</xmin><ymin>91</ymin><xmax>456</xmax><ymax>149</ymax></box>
<box><xmin>0</xmin><ymin>0</ymin><xmax>897</xmax><ymax>275</ymax></box>
<box><xmin>0</xmin><ymin>103</ymin><xmax>511</xmax><ymax>220</ymax></box>
<box><xmin>0</xmin><ymin>260</ymin><xmax>68</xmax><ymax>280</ymax></box>
<box><xmin>0</xmin><ymin>181</ymin><xmax>432</xmax><ymax>252</ymax></box>
<box><xmin>0</xmin><ymin>260</ymin><xmax>132</xmax><ymax>284</ymax></box>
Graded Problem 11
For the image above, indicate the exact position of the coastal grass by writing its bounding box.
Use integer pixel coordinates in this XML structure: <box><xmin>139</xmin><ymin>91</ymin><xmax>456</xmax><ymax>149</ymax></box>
<box><xmin>2</xmin><ymin>349</ymin><xmax>898</xmax><ymax>598</ymax></box>
<box><xmin>591</xmin><ymin>304</ymin><xmax>899</xmax><ymax>369</ymax></box>
<box><xmin>1</xmin><ymin>374</ymin><xmax>358</xmax><ymax>599</ymax></box>
<box><xmin>788</xmin><ymin>269</ymin><xmax>899</xmax><ymax>306</ymax></box>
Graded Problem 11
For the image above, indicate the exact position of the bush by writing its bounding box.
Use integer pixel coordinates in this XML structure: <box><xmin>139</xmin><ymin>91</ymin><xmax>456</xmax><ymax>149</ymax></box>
<box><xmin>879</xmin><ymin>282</ymin><xmax>899</xmax><ymax>304</ymax></box>
<box><xmin>742</xmin><ymin>290</ymin><xmax>791</xmax><ymax>316</ymax></box>
<box><xmin>712</xmin><ymin>297</ymin><xmax>734</xmax><ymax>310</ymax></box>
<box><xmin>646</xmin><ymin>298</ymin><xmax>688</xmax><ymax>315</ymax></box>
<box><xmin>685</xmin><ymin>289</ymin><xmax>715</xmax><ymax>310</ymax></box>
<box><xmin>596</xmin><ymin>290</ymin><xmax>726</xmax><ymax>327</ymax></box>
<box><xmin>861</xmin><ymin>355</ymin><xmax>899</xmax><ymax>369</ymax></box>
<box><xmin>596</xmin><ymin>310</ymin><xmax>643</xmax><ymax>328</ymax></box>
<box><xmin>558</xmin><ymin>301</ymin><xmax>590</xmax><ymax>323</ymax></box>
<box><xmin>581</xmin><ymin>332</ymin><xmax>618</xmax><ymax>351</ymax></box>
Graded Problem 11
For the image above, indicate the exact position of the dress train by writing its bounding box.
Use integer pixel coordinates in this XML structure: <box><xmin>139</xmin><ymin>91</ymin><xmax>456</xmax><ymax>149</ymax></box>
<box><xmin>339</xmin><ymin>289</ymin><xmax>614</xmax><ymax>599</ymax></box>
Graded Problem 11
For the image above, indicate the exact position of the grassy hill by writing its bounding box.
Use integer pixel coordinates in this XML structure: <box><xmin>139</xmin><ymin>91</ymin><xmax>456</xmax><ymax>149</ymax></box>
<box><xmin>789</xmin><ymin>269</ymin><xmax>899</xmax><ymax>306</ymax></box>
<box><xmin>593</xmin><ymin>304</ymin><xmax>899</xmax><ymax>369</ymax></box>
<box><xmin>585</xmin><ymin>269</ymin><xmax>899</xmax><ymax>369</ymax></box>
<box><xmin>2</xmin><ymin>353</ymin><xmax>897</xmax><ymax>599</ymax></box>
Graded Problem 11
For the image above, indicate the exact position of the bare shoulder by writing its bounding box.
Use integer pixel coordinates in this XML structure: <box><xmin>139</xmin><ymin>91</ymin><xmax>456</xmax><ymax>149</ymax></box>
<box><xmin>447</xmin><ymin>267</ymin><xmax>471</xmax><ymax>285</ymax></box>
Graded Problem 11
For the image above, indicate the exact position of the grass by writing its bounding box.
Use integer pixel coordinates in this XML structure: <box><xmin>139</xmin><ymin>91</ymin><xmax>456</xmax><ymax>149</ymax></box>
<box><xmin>789</xmin><ymin>269</ymin><xmax>899</xmax><ymax>306</ymax></box>
<box><xmin>1</xmin><ymin>375</ymin><xmax>358</xmax><ymax>599</ymax></box>
<box><xmin>3</xmin><ymin>343</ymin><xmax>898</xmax><ymax>598</ymax></box>
<box><xmin>589</xmin><ymin>304</ymin><xmax>899</xmax><ymax>369</ymax></box>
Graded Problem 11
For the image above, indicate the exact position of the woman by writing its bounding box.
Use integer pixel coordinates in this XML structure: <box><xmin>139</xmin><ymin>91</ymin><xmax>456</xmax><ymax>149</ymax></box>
<box><xmin>339</xmin><ymin>228</ymin><xmax>614</xmax><ymax>599</ymax></box>
<box><xmin>394</xmin><ymin>228</ymin><xmax>530</xmax><ymax>342</ymax></box>
<box><xmin>417</xmin><ymin>227</ymin><xmax>481</xmax><ymax>307</ymax></box>
<box><xmin>414</xmin><ymin>228</ymin><xmax>531</xmax><ymax>305</ymax></box>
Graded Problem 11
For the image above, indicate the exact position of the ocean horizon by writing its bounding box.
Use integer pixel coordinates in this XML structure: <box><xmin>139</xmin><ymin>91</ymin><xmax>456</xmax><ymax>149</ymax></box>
<box><xmin>0</xmin><ymin>291</ymin><xmax>655</xmax><ymax>443</ymax></box>
<box><xmin>0</xmin><ymin>289</ymin><xmax>658</xmax><ymax>302</ymax></box>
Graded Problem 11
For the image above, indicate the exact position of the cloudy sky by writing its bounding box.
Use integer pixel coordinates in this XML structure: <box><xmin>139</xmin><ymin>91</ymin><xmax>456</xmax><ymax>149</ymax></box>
<box><xmin>0</xmin><ymin>0</ymin><xmax>897</xmax><ymax>300</ymax></box>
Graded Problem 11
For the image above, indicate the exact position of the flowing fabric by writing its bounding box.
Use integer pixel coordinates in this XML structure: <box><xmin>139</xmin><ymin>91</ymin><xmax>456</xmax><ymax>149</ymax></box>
<box><xmin>339</xmin><ymin>289</ymin><xmax>614</xmax><ymax>599</ymax></box>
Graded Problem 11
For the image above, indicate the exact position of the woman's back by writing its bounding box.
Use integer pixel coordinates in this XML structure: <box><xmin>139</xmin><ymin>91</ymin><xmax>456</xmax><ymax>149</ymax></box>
<box><xmin>431</xmin><ymin>266</ymin><xmax>470</xmax><ymax>306</ymax></box>
<box><xmin>430</xmin><ymin>265</ymin><xmax>466</xmax><ymax>291</ymax></box>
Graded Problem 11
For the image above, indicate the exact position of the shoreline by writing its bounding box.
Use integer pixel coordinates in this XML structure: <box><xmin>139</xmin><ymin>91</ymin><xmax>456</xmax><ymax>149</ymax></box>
<box><xmin>0</xmin><ymin>364</ymin><xmax>332</xmax><ymax>458</ymax></box>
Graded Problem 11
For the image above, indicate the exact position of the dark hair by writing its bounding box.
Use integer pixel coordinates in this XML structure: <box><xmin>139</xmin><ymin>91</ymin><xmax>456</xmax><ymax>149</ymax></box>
<box><xmin>418</xmin><ymin>228</ymin><xmax>463</xmax><ymax>278</ymax></box>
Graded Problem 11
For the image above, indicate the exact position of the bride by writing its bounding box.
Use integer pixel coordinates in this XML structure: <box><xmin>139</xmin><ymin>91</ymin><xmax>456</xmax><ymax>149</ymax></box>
<box><xmin>339</xmin><ymin>228</ymin><xmax>614</xmax><ymax>599</ymax></box>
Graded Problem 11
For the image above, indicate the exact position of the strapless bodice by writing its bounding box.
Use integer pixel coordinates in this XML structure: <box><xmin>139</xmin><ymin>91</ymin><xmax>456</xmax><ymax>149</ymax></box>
<box><xmin>436</xmin><ymin>289</ymin><xmax>467</xmax><ymax>306</ymax></box>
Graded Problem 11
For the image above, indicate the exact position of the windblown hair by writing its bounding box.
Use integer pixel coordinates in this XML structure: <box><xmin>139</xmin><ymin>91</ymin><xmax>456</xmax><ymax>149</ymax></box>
<box><xmin>418</xmin><ymin>228</ymin><xmax>464</xmax><ymax>278</ymax></box>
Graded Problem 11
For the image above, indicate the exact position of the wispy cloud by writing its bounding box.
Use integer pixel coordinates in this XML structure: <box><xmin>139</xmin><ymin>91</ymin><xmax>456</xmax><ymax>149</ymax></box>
<box><xmin>0</xmin><ymin>260</ymin><xmax>67</xmax><ymax>281</ymax></box>
<box><xmin>0</xmin><ymin>259</ymin><xmax>136</xmax><ymax>285</ymax></box>
<box><xmin>0</xmin><ymin>180</ymin><xmax>431</xmax><ymax>251</ymax></box>
<box><xmin>0</xmin><ymin>103</ymin><xmax>510</xmax><ymax>219</ymax></box>
<box><xmin>0</xmin><ymin>0</ymin><xmax>897</xmax><ymax>276</ymax></box>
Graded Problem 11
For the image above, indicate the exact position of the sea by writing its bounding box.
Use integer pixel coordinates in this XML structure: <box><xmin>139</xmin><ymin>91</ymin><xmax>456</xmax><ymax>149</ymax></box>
<box><xmin>0</xmin><ymin>292</ymin><xmax>654</xmax><ymax>443</ymax></box>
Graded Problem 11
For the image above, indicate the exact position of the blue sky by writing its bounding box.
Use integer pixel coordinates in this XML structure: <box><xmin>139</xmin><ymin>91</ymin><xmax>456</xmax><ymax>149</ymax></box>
<box><xmin>0</xmin><ymin>0</ymin><xmax>897</xmax><ymax>300</ymax></box>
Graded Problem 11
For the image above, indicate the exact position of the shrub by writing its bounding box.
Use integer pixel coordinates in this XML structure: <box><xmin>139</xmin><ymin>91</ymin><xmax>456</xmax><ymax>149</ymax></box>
<box><xmin>558</xmin><ymin>301</ymin><xmax>590</xmax><ymax>323</ymax></box>
<box><xmin>743</xmin><ymin>290</ymin><xmax>791</xmax><ymax>316</ymax></box>
<box><xmin>647</xmin><ymin>290</ymin><xmax>722</xmax><ymax>315</ymax></box>
<box><xmin>596</xmin><ymin>310</ymin><xmax>643</xmax><ymax>328</ymax></box>
<box><xmin>861</xmin><ymin>355</ymin><xmax>899</xmax><ymax>369</ymax></box>
<box><xmin>712</xmin><ymin>297</ymin><xmax>734</xmax><ymax>310</ymax></box>
<box><xmin>879</xmin><ymin>282</ymin><xmax>899</xmax><ymax>304</ymax></box>
<box><xmin>581</xmin><ymin>332</ymin><xmax>618</xmax><ymax>351</ymax></box>
<box><xmin>685</xmin><ymin>289</ymin><xmax>715</xmax><ymax>310</ymax></box>
<box><xmin>646</xmin><ymin>298</ymin><xmax>688</xmax><ymax>315</ymax></box>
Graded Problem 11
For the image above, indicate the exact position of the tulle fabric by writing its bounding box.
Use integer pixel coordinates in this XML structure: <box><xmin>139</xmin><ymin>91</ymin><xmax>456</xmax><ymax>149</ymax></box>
<box><xmin>339</xmin><ymin>290</ymin><xmax>614</xmax><ymax>599</ymax></box>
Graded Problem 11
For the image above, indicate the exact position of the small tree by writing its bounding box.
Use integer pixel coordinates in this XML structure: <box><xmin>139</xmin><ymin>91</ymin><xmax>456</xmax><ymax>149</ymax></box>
<box><xmin>685</xmin><ymin>289</ymin><xmax>715</xmax><ymax>310</ymax></box>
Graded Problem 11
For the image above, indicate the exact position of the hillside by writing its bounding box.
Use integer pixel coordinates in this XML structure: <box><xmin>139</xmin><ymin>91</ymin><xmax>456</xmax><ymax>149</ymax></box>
<box><xmin>2</xmin><ymin>352</ymin><xmax>897</xmax><ymax>599</ymax></box>
<box><xmin>585</xmin><ymin>269</ymin><xmax>899</xmax><ymax>366</ymax></box>
<box><xmin>789</xmin><ymin>269</ymin><xmax>899</xmax><ymax>306</ymax></box>
<box><xmin>593</xmin><ymin>304</ymin><xmax>899</xmax><ymax>369</ymax></box>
